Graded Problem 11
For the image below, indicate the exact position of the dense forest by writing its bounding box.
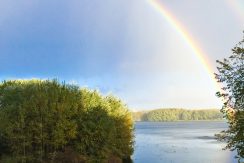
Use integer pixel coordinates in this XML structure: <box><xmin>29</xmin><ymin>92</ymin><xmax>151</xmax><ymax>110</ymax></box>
<box><xmin>133</xmin><ymin>109</ymin><xmax>223</xmax><ymax>121</ymax></box>
<box><xmin>0</xmin><ymin>80</ymin><xmax>134</xmax><ymax>162</ymax></box>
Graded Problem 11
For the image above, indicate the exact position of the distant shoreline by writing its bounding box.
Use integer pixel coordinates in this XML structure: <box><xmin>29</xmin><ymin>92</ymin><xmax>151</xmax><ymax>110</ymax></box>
<box><xmin>134</xmin><ymin>120</ymin><xmax>226</xmax><ymax>122</ymax></box>
<box><xmin>132</xmin><ymin>108</ymin><xmax>224</xmax><ymax>121</ymax></box>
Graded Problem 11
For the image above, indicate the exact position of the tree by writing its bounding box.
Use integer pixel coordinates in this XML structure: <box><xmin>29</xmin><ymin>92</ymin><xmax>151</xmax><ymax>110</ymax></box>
<box><xmin>215</xmin><ymin>34</ymin><xmax>244</xmax><ymax>160</ymax></box>
<box><xmin>0</xmin><ymin>79</ymin><xmax>134</xmax><ymax>162</ymax></box>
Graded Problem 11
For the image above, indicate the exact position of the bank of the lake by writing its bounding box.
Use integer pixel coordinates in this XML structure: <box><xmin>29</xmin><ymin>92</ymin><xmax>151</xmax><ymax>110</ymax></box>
<box><xmin>132</xmin><ymin>109</ymin><xmax>223</xmax><ymax>122</ymax></box>
<box><xmin>133</xmin><ymin>121</ymin><xmax>237</xmax><ymax>163</ymax></box>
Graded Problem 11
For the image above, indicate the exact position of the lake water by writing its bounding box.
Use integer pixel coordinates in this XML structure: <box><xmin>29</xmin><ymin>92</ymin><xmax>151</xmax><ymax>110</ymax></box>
<box><xmin>133</xmin><ymin>121</ymin><xmax>237</xmax><ymax>163</ymax></box>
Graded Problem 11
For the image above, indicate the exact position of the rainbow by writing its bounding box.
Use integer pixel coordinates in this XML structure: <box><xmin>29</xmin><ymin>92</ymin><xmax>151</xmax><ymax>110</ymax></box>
<box><xmin>147</xmin><ymin>0</ymin><xmax>222</xmax><ymax>92</ymax></box>
<box><xmin>227</xmin><ymin>0</ymin><xmax>244</xmax><ymax>23</ymax></box>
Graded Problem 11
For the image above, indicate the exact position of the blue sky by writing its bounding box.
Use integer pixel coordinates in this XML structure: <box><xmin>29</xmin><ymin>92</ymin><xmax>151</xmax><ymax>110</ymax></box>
<box><xmin>0</xmin><ymin>0</ymin><xmax>243</xmax><ymax>110</ymax></box>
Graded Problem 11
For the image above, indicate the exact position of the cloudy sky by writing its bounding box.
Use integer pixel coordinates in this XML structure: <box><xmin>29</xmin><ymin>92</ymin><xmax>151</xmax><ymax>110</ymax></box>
<box><xmin>0</xmin><ymin>0</ymin><xmax>243</xmax><ymax>110</ymax></box>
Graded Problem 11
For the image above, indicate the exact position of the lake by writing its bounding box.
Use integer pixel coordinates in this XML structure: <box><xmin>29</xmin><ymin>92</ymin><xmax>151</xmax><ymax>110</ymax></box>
<box><xmin>133</xmin><ymin>121</ymin><xmax>237</xmax><ymax>163</ymax></box>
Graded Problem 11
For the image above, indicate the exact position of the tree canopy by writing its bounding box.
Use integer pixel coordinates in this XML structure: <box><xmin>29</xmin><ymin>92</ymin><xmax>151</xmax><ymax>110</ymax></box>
<box><xmin>0</xmin><ymin>79</ymin><xmax>134</xmax><ymax>162</ymax></box>
<box><xmin>215</xmin><ymin>35</ymin><xmax>244</xmax><ymax>160</ymax></box>
<box><xmin>133</xmin><ymin>109</ymin><xmax>223</xmax><ymax>121</ymax></box>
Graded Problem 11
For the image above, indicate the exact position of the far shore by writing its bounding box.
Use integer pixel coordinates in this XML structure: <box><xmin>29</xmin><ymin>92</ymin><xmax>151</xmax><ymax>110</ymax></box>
<box><xmin>134</xmin><ymin>120</ymin><xmax>227</xmax><ymax>122</ymax></box>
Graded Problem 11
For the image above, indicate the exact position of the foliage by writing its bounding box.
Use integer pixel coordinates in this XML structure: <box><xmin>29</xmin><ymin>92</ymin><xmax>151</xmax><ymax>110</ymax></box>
<box><xmin>215</xmin><ymin>35</ymin><xmax>244</xmax><ymax>159</ymax></box>
<box><xmin>133</xmin><ymin>109</ymin><xmax>223</xmax><ymax>121</ymax></box>
<box><xmin>0</xmin><ymin>79</ymin><xmax>134</xmax><ymax>162</ymax></box>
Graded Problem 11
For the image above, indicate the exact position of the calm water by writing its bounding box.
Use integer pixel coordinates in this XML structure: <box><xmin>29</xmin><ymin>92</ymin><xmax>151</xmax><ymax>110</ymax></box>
<box><xmin>133</xmin><ymin>121</ymin><xmax>237</xmax><ymax>163</ymax></box>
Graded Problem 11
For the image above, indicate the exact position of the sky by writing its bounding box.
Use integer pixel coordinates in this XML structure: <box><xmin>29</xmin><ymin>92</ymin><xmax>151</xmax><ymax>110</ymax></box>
<box><xmin>0</xmin><ymin>0</ymin><xmax>243</xmax><ymax>110</ymax></box>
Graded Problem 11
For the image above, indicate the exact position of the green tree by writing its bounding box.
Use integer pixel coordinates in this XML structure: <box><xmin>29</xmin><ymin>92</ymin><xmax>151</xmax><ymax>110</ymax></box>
<box><xmin>0</xmin><ymin>80</ymin><xmax>82</xmax><ymax>162</ymax></box>
<box><xmin>0</xmin><ymin>79</ymin><xmax>134</xmax><ymax>162</ymax></box>
<box><xmin>215</xmin><ymin>35</ymin><xmax>244</xmax><ymax>160</ymax></box>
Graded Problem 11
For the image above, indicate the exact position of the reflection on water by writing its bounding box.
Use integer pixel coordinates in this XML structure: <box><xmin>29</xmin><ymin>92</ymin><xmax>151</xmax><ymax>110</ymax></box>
<box><xmin>133</xmin><ymin>121</ymin><xmax>237</xmax><ymax>163</ymax></box>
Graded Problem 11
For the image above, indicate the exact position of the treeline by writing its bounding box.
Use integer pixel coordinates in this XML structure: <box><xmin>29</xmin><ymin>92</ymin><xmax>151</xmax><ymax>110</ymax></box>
<box><xmin>133</xmin><ymin>109</ymin><xmax>223</xmax><ymax>121</ymax></box>
<box><xmin>0</xmin><ymin>80</ymin><xmax>134</xmax><ymax>162</ymax></box>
